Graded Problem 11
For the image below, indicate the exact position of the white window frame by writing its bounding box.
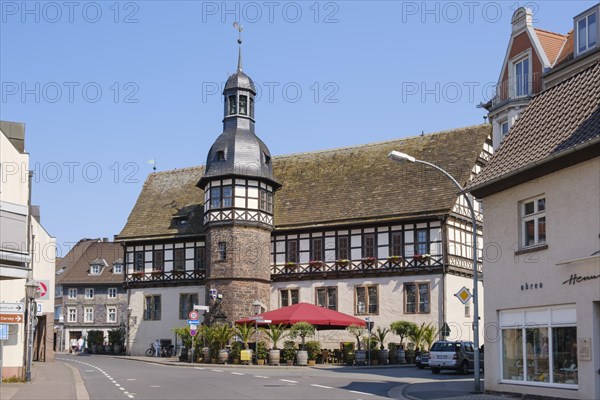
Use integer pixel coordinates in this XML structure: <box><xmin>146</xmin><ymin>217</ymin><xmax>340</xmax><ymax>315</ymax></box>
<box><xmin>108</xmin><ymin>288</ymin><xmax>117</xmax><ymax>299</ymax></box>
<box><xmin>113</xmin><ymin>264</ymin><xmax>123</xmax><ymax>274</ymax></box>
<box><xmin>90</xmin><ymin>264</ymin><xmax>101</xmax><ymax>275</ymax></box>
<box><xmin>106</xmin><ymin>306</ymin><xmax>117</xmax><ymax>323</ymax></box>
<box><xmin>520</xmin><ymin>195</ymin><xmax>546</xmax><ymax>249</ymax></box>
<box><xmin>513</xmin><ymin>56</ymin><xmax>530</xmax><ymax>98</ymax></box>
<box><xmin>85</xmin><ymin>288</ymin><xmax>94</xmax><ymax>299</ymax></box>
<box><xmin>68</xmin><ymin>288</ymin><xmax>77</xmax><ymax>299</ymax></box>
<box><xmin>500</xmin><ymin>120</ymin><xmax>509</xmax><ymax>136</ymax></box>
<box><xmin>67</xmin><ymin>307</ymin><xmax>77</xmax><ymax>323</ymax></box>
<box><xmin>576</xmin><ymin>10</ymin><xmax>598</xmax><ymax>55</ymax></box>
<box><xmin>84</xmin><ymin>306</ymin><xmax>94</xmax><ymax>323</ymax></box>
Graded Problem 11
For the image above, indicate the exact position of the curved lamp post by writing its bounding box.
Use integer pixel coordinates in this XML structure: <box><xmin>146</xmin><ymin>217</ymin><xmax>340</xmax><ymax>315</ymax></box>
<box><xmin>388</xmin><ymin>150</ymin><xmax>481</xmax><ymax>393</ymax></box>
<box><xmin>24</xmin><ymin>278</ymin><xmax>38</xmax><ymax>382</ymax></box>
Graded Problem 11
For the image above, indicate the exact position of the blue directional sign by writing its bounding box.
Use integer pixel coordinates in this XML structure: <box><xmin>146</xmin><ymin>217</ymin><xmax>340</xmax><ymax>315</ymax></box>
<box><xmin>187</xmin><ymin>319</ymin><xmax>199</xmax><ymax>325</ymax></box>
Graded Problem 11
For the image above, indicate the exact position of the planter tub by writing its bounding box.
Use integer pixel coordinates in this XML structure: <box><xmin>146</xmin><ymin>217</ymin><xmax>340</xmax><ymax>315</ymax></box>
<box><xmin>296</xmin><ymin>350</ymin><xmax>308</xmax><ymax>366</ymax></box>
<box><xmin>268</xmin><ymin>349</ymin><xmax>280</xmax><ymax>366</ymax></box>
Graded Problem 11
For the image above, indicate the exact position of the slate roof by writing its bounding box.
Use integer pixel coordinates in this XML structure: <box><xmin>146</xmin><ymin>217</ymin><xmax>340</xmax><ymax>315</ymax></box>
<box><xmin>534</xmin><ymin>28</ymin><xmax>568</xmax><ymax>66</ymax></box>
<box><xmin>57</xmin><ymin>240</ymin><xmax>124</xmax><ymax>284</ymax></box>
<box><xmin>118</xmin><ymin>125</ymin><xmax>490</xmax><ymax>241</ymax></box>
<box><xmin>469</xmin><ymin>61</ymin><xmax>600</xmax><ymax>196</ymax></box>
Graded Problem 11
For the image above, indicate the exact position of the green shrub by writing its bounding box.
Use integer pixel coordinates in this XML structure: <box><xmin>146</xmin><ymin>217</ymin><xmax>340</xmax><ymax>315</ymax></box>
<box><xmin>87</xmin><ymin>330</ymin><xmax>104</xmax><ymax>348</ymax></box>
<box><xmin>305</xmin><ymin>340</ymin><xmax>321</xmax><ymax>360</ymax></box>
<box><xmin>256</xmin><ymin>341</ymin><xmax>268</xmax><ymax>360</ymax></box>
<box><xmin>282</xmin><ymin>340</ymin><xmax>296</xmax><ymax>362</ymax></box>
<box><xmin>230</xmin><ymin>341</ymin><xmax>242</xmax><ymax>360</ymax></box>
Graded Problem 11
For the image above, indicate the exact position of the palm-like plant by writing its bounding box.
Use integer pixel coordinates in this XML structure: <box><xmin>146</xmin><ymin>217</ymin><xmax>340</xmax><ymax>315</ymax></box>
<box><xmin>408</xmin><ymin>322</ymin><xmax>427</xmax><ymax>351</ymax></box>
<box><xmin>421</xmin><ymin>322</ymin><xmax>439</xmax><ymax>351</ymax></box>
<box><xmin>235</xmin><ymin>323</ymin><xmax>256</xmax><ymax>350</ymax></box>
<box><xmin>347</xmin><ymin>324</ymin><xmax>365</xmax><ymax>351</ymax></box>
<box><xmin>374</xmin><ymin>326</ymin><xmax>390</xmax><ymax>350</ymax></box>
<box><xmin>212</xmin><ymin>323</ymin><xmax>235</xmax><ymax>350</ymax></box>
<box><xmin>289</xmin><ymin>322</ymin><xmax>316</xmax><ymax>351</ymax></box>
<box><xmin>262</xmin><ymin>324</ymin><xmax>287</xmax><ymax>350</ymax></box>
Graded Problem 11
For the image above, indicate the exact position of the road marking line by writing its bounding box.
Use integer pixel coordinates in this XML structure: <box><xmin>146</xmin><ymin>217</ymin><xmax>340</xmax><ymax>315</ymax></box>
<box><xmin>253</xmin><ymin>375</ymin><xmax>269</xmax><ymax>378</ymax></box>
<box><xmin>280</xmin><ymin>379</ymin><xmax>298</xmax><ymax>383</ymax></box>
<box><xmin>194</xmin><ymin>367</ymin><xmax>204</xmax><ymax>370</ymax></box>
<box><xmin>119</xmin><ymin>388</ymin><xmax>125</xmax><ymax>391</ymax></box>
<box><xmin>311</xmin><ymin>384</ymin><xmax>332</xmax><ymax>389</ymax></box>
<box><xmin>127</xmin><ymin>396</ymin><xmax>134</xmax><ymax>399</ymax></box>
<box><xmin>115</xmin><ymin>384</ymin><xmax>121</xmax><ymax>387</ymax></box>
<box><xmin>150</xmin><ymin>385</ymin><xmax>160</xmax><ymax>388</ymax></box>
<box><xmin>231</xmin><ymin>372</ymin><xmax>245</xmax><ymax>375</ymax></box>
<box><xmin>84</xmin><ymin>370</ymin><xmax>94</xmax><ymax>372</ymax></box>
<box><xmin>211</xmin><ymin>369</ymin><xmax>223</xmax><ymax>372</ymax></box>
<box><xmin>126</xmin><ymin>379</ymin><xmax>136</xmax><ymax>381</ymax></box>
<box><xmin>349</xmin><ymin>390</ymin><xmax>373</xmax><ymax>396</ymax></box>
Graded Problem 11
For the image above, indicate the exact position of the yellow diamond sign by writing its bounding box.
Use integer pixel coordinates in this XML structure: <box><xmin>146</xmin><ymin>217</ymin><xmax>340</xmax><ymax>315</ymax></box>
<box><xmin>455</xmin><ymin>287</ymin><xmax>472</xmax><ymax>304</ymax></box>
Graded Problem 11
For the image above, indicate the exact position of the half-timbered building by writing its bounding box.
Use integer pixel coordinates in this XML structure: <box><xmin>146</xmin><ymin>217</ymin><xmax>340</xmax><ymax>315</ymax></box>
<box><xmin>116</xmin><ymin>41</ymin><xmax>492</xmax><ymax>355</ymax></box>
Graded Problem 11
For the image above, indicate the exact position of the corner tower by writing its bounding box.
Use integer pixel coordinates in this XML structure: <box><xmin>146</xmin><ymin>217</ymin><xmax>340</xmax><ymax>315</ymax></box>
<box><xmin>197</xmin><ymin>27</ymin><xmax>280</xmax><ymax>324</ymax></box>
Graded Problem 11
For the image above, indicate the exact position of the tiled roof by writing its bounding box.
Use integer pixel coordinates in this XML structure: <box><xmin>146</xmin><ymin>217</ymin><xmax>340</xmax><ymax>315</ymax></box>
<box><xmin>534</xmin><ymin>28</ymin><xmax>568</xmax><ymax>66</ymax></box>
<box><xmin>469</xmin><ymin>61</ymin><xmax>600</xmax><ymax>195</ymax></box>
<box><xmin>57</xmin><ymin>240</ymin><xmax>124</xmax><ymax>284</ymax></box>
<box><xmin>554</xmin><ymin>30</ymin><xmax>574</xmax><ymax>67</ymax></box>
<box><xmin>118</xmin><ymin>125</ymin><xmax>490</xmax><ymax>239</ymax></box>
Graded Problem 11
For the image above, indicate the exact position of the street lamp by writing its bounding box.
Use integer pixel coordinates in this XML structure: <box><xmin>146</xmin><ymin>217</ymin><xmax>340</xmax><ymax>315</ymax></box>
<box><xmin>24</xmin><ymin>278</ymin><xmax>38</xmax><ymax>382</ymax></box>
<box><xmin>388</xmin><ymin>150</ymin><xmax>481</xmax><ymax>393</ymax></box>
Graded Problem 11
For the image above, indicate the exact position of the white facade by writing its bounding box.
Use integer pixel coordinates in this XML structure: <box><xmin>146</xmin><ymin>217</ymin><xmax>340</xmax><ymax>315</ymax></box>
<box><xmin>482</xmin><ymin>159</ymin><xmax>600</xmax><ymax>399</ymax></box>
<box><xmin>128</xmin><ymin>286</ymin><xmax>205</xmax><ymax>356</ymax></box>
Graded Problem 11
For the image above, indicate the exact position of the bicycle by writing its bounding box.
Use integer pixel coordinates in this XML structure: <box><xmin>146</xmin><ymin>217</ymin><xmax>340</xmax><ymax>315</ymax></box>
<box><xmin>145</xmin><ymin>342</ymin><xmax>174</xmax><ymax>357</ymax></box>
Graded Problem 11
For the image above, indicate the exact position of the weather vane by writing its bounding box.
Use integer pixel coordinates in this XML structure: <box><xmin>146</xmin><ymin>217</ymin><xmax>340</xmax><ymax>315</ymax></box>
<box><xmin>233</xmin><ymin>21</ymin><xmax>243</xmax><ymax>45</ymax></box>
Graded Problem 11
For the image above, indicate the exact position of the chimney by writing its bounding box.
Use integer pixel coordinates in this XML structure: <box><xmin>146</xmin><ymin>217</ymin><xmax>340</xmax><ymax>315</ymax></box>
<box><xmin>102</xmin><ymin>237</ymin><xmax>109</xmax><ymax>242</ymax></box>
<box><xmin>512</xmin><ymin>7</ymin><xmax>533</xmax><ymax>34</ymax></box>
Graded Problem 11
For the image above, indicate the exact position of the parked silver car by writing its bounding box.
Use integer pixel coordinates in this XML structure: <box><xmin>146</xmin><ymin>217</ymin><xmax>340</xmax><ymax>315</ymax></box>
<box><xmin>428</xmin><ymin>340</ymin><xmax>483</xmax><ymax>374</ymax></box>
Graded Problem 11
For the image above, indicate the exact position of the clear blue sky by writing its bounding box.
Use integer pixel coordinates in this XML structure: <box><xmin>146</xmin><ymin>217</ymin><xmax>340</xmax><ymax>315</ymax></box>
<box><xmin>1</xmin><ymin>1</ymin><xmax>595</xmax><ymax>254</ymax></box>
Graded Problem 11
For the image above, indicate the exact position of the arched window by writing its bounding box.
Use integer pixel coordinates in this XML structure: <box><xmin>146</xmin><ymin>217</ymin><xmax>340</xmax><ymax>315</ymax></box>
<box><xmin>239</xmin><ymin>95</ymin><xmax>248</xmax><ymax>115</ymax></box>
<box><xmin>228</xmin><ymin>95</ymin><xmax>237</xmax><ymax>115</ymax></box>
<box><xmin>249</xmin><ymin>97</ymin><xmax>254</xmax><ymax>118</ymax></box>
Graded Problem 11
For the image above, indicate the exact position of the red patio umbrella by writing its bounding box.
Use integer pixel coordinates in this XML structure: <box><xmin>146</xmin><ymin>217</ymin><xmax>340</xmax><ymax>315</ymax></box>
<box><xmin>235</xmin><ymin>302</ymin><xmax>366</xmax><ymax>330</ymax></box>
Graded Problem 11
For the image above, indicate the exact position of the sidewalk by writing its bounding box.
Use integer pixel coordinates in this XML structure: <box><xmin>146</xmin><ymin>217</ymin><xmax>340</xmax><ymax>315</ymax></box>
<box><xmin>0</xmin><ymin>359</ymin><xmax>88</xmax><ymax>400</ymax></box>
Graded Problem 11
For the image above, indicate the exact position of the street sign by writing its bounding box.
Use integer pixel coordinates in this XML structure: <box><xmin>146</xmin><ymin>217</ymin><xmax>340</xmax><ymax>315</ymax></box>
<box><xmin>190</xmin><ymin>329</ymin><xmax>198</xmax><ymax>337</ymax></box>
<box><xmin>188</xmin><ymin>311</ymin><xmax>199</xmax><ymax>320</ymax></box>
<box><xmin>36</xmin><ymin>281</ymin><xmax>49</xmax><ymax>300</ymax></box>
<box><xmin>193</xmin><ymin>305</ymin><xmax>209</xmax><ymax>311</ymax></box>
<box><xmin>0</xmin><ymin>314</ymin><xmax>23</xmax><ymax>323</ymax></box>
<box><xmin>454</xmin><ymin>287</ymin><xmax>472</xmax><ymax>304</ymax></box>
<box><xmin>441</xmin><ymin>322</ymin><xmax>451</xmax><ymax>337</ymax></box>
<box><xmin>187</xmin><ymin>320</ymin><xmax>200</xmax><ymax>325</ymax></box>
<box><xmin>0</xmin><ymin>303</ymin><xmax>25</xmax><ymax>314</ymax></box>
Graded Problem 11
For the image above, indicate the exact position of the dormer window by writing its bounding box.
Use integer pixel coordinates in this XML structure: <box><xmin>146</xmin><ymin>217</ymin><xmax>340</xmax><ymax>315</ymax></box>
<box><xmin>216</xmin><ymin>151</ymin><xmax>225</xmax><ymax>161</ymax></box>
<box><xmin>239</xmin><ymin>95</ymin><xmax>248</xmax><ymax>115</ymax></box>
<box><xmin>264</xmin><ymin>153</ymin><xmax>271</xmax><ymax>165</ymax></box>
<box><xmin>228</xmin><ymin>95</ymin><xmax>237</xmax><ymax>114</ymax></box>
<box><xmin>514</xmin><ymin>57</ymin><xmax>530</xmax><ymax>97</ymax></box>
<box><xmin>576</xmin><ymin>11</ymin><xmax>597</xmax><ymax>55</ymax></box>
<box><xmin>113</xmin><ymin>264</ymin><xmax>123</xmax><ymax>274</ymax></box>
<box><xmin>90</xmin><ymin>264</ymin><xmax>101</xmax><ymax>275</ymax></box>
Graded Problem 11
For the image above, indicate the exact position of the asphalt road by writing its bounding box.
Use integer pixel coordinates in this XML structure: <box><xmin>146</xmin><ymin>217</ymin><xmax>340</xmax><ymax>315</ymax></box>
<box><xmin>57</xmin><ymin>354</ymin><xmax>478</xmax><ymax>400</ymax></box>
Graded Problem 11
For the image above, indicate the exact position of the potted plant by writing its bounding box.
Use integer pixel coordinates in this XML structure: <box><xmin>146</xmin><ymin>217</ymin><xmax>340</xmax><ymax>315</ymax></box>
<box><xmin>387</xmin><ymin>255</ymin><xmax>403</xmax><ymax>266</ymax></box>
<box><xmin>133</xmin><ymin>271</ymin><xmax>144</xmax><ymax>279</ymax></box>
<box><xmin>388</xmin><ymin>342</ymin><xmax>398</xmax><ymax>364</ymax></box>
<box><xmin>262</xmin><ymin>324</ymin><xmax>287</xmax><ymax>365</ymax></box>
<box><xmin>235</xmin><ymin>323</ymin><xmax>255</xmax><ymax>364</ymax></box>
<box><xmin>285</xmin><ymin>262</ymin><xmax>297</xmax><ymax>271</ymax></box>
<box><xmin>390</xmin><ymin>320</ymin><xmax>417</xmax><ymax>364</ymax></box>
<box><xmin>256</xmin><ymin>341</ymin><xmax>268</xmax><ymax>365</ymax></box>
<box><xmin>413</xmin><ymin>253</ymin><xmax>431</xmax><ymax>262</ymax></box>
<box><xmin>282</xmin><ymin>340</ymin><xmax>296</xmax><ymax>366</ymax></box>
<box><xmin>151</xmin><ymin>269</ymin><xmax>163</xmax><ymax>277</ymax></box>
<box><xmin>374</xmin><ymin>326</ymin><xmax>390</xmax><ymax>365</ymax></box>
<box><xmin>347</xmin><ymin>324</ymin><xmax>366</xmax><ymax>365</ymax></box>
<box><xmin>108</xmin><ymin>328</ymin><xmax>124</xmax><ymax>355</ymax></box>
<box><xmin>362</xmin><ymin>257</ymin><xmax>376</xmax><ymax>266</ymax></box>
<box><xmin>173</xmin><ymin>326</ymin><xmax>194</xmax><ymax>362</ymax></box>
<box><xmin>289</xmin><ymin>322</ymin><xmax>315</xmax><ymax>366</ymax></box>
<box><xmin>308</xmin><ymin>260</ymin><xmax>323</xmax><ymax>269</ymax></box>
<box><xmin>212</xmin><ymin>323</ymin><xmax>234</xmax><ymax>364</ymax></box>
<box><xmin>305</xmin><ymin>341</ymin><xmax>321</xmax><ymax>366</ymax></box>
<box><xmin>342</xmin><ymin>343</ymin><xmax>355</xmax><ymax>365</ymax></box>
<box><xmin>335</xmin><ymin>259</ymin><xmax>349</xmax><ymax>268</ymax></box>
<box><xmin>87</xmin><ymin>330</ymin><xmax>104</xmax><ymax>354</ymax></box>
<box><xmin>230</xmin><ymin>341</ymin><xmax>242</xmax><ymax>364</ymax></box>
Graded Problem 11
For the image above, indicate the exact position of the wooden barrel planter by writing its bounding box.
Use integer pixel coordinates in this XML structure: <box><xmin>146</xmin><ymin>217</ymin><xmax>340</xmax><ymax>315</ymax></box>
<box><xmin>268</xmin><ymin>349</ymin><xmax>280</xmax><ymax>366</ymax></box>
<box><xmin>355</xmin><ymin>350</ymin><xmax>367</xmax><ymax>366</ymax></box>
<box><xmin>218</xmin><ymin>349</ymin><xmax>230</xmax><ymax>364</ymax></box>
<box><xmin>397</xmin><ymin>348</ymin><xmax>406</xmax><ymax>364</ymax></box>
<box><xmin>296</xmin><ymin>350</ymin><xmax>308</xmax><ymax>366</ymax></box>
